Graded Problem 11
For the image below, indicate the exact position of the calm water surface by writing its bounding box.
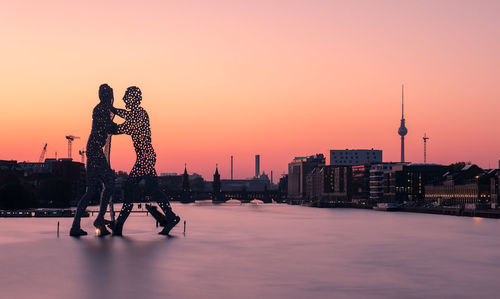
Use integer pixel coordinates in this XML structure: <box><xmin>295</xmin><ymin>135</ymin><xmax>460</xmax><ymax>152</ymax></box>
<box><xmin>1</xmin><ymin>203</ymin><xmax>500</xmax><ymax>298</ymax></box>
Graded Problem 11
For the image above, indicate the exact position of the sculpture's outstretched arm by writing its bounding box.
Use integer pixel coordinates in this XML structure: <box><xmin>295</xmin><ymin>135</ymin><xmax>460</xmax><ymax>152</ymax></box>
<box><xmin>111</xmin><ymin>107</ymin><xmax>132</xmax><ymax>134</ymax></box>
<box><xmin>116</xmin><ymin>119</ymin><xmax>132</xmax><ymax>135</ymax></box>
<box><xmin>112</xmin><ymin>107</ymin><xmax>130</xmax><ymax>119</ymax></box>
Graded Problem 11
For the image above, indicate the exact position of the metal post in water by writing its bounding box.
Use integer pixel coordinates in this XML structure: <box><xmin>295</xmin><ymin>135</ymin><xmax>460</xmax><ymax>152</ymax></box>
<box><xmin>57</xmin><ymin>221</ymin><xmax>60</xmax><ymax>237</ymax></box>
<box><xmin>183</xmin><ymin>220</ymin><xmax>186</xmax><ymax>235</ymax></box>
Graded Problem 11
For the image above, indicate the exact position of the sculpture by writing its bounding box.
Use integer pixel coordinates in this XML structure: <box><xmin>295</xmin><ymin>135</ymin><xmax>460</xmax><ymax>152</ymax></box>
<box><xmin>110</xmin><ymin>86</ymin><xmax>180</xmax><ymax>236</ymax></box>
<box><xmin>70</xmin><ymin>84</ymin><xmax>117</xmax><ymax>237</ymax></box>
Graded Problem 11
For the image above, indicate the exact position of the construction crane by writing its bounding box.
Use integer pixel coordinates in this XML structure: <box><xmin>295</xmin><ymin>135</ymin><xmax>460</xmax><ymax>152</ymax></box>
<box><xmin>423</xmin><ymin>133</ymin><xmax>430</xmax><ymax>163</ymax></box>
<box><xmin>78</xmin><ymin>149</ymin><xmax>86</xmax><ymax>164</ymax></box>
<box><xmin>39</xmin><ymin>143</ymin><xmax>47</xmax><ymax>162</ymax></box>
<box><xmin>65</xmin><ymin>135</ymin><xmax>80</xmax><ymax>159</ymax></box>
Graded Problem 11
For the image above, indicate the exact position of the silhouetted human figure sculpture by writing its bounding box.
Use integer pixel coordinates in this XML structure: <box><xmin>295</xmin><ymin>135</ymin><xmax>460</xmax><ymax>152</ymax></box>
<box><xmin>110</xmin><ymin>86</ymin><xmax>180</xmax><ymax>236</ymax></box>
<box><xmin>70</xmin><ymin>84</ymin><xmax>117</xmax><ymax>237</ymax></box>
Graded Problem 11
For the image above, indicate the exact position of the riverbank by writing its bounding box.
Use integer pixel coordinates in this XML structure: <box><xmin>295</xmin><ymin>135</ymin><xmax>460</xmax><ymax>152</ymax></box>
<box><xmin>0</xmin><ymin>209</ymin><xmax>86</xmax><ymax>218</ymax></box>
<box><xmin>298</xmin><ymin>201</ymin><xmax>500</xmax><ymax>219</ymax></box>
<box><xmin>400</xmin><ymin>206</ymin><xmax>500</xmax><ymax>219</ymax></box>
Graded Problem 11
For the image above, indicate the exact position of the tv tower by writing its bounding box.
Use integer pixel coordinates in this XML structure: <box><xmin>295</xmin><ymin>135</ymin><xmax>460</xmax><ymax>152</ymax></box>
<box><xmin>423</xmin><ymin>133</ymin><xmax>429</xmax><ymax>163</ymax></box>
<box><xmin>397</xmin><ymin>85</ymin><xmax>408</xmax><ymax>163</ymax></box>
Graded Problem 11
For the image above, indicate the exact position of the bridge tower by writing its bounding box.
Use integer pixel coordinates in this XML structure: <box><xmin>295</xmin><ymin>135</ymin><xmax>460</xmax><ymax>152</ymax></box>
<box><xmin>213</xmin><ymin>164</ymin><xmax>222</xmax><ymax>202</ymax></box>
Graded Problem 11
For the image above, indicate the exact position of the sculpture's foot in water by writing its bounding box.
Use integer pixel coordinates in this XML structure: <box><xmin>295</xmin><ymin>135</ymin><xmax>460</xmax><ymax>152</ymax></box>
<box><xmin>70</xmin><ymin>227</ymin><xmax>88</xmax><ymax>237</ymax></box>
<box><xmin>158</xmin><ymin>216</ymin><xmax>180</xmax><ymax>236</ymax></box>
<box><xmin>109</xmin><ymin>221</ymin><xmax>123</xmax><ymax>236</ymax></box>
<box><xmin>93</xmin><ymin>219</ymin><xmax>111</xmax><ymax>237</ymax></box>
<box><xmin>145</xmin><ymin>204</ymin><xmax>168</xmax><ymax>226</ymax></box>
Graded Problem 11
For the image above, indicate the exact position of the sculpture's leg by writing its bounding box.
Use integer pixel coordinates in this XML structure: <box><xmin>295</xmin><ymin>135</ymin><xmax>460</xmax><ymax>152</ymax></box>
<box><xmin>147</xmin><ymin>176</ymin><xmax>180</xmax><ymax>235</ymax></box>
<box><xmin>70</xmin><ymin>183</ymin><xmax>98</xmax><ymax>237</ymax></box>
<box><xmin>111</xmin><ymin>179</ymin><xmax>137</xmax><ymax>236</ymax></box>
<box><xmin>94</xmin><ymin>170</ymin><xmax>116</xmax><ymax>236</ymax></box>
<box><xmin>96</xmin><ymin>170</ymin><xmax>115</xmax><ymax>221</ymax></box>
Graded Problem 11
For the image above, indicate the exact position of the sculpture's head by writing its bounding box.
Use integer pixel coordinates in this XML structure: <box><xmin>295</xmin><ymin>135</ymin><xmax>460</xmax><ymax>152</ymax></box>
<box><xmin>123</xmin><ymin>86</ymin><xmax>142</xmax><ymax>110</ymax></box>
<box><xmin>99</xmin><ymin>84</ymin><xmax>114</xmax><ymax>104</ymax></box>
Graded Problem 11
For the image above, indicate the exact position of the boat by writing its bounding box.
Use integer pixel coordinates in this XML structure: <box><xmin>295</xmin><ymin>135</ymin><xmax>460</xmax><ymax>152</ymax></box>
<box><xmin>249</xmin><ymin>199</ymin><xmax>264</xmax><ymax>205</ymax></box>
<box><xmin>222</xmin><ymin>199</ymin><xmax>242</xmax><ymax>205</ymax></box>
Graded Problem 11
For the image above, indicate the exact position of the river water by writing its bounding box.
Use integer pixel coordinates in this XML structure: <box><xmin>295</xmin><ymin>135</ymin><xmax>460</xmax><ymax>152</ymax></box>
<box><xmin>1</xmin><ymin>203</ymin><xmax>499</xmax><ymax>298</ymax></box>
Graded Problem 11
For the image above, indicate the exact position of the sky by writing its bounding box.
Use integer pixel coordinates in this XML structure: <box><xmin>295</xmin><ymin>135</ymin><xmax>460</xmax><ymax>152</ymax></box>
<box><xmin>1</xmin><ymin>0</ymin><xmax>499</xmax><ymax>180</ymax></box>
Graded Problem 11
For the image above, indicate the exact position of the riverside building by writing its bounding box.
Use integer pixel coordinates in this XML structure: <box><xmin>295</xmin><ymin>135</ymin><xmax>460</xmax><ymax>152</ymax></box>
<box><xmin>287</xmin><ymin>154</ymin><xmax>325</xmax><ymax>202</ymax></box>
<box><xmin>369</xmin><ymin>163</ymin><xmax>402</xmax><ymax>203</ymax></box>
<box><xmin>425</xmin><ymin>165</ymin><xmax>497</xmax><ymax>206</ymax></box>
<box><xmin>330</xmin><ymin>149</ymin><xmax>382</xmax><ymax>166</ymax></box>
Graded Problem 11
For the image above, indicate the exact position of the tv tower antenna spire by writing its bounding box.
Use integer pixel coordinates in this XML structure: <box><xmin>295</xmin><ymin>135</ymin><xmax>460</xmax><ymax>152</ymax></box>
<box><xmin>423</xmin><ymin>133</ymin><xmax>429</xmax><ymax>163</ymax></box>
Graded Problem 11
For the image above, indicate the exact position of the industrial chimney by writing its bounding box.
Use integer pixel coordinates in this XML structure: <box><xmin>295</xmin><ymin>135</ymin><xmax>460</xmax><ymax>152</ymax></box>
<box><xmin>231</xmin><ymin>155</ymin><xmax>234</xmax><ymax>180</ymax></box>
<box><xmin>255</xmin><ymin>155</ymin><xmax>260</xmax><ymax>178</ymax></box>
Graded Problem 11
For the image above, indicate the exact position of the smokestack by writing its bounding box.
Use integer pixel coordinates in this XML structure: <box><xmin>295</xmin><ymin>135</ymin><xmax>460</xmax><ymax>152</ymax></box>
<box><xmin>231</xmin><ymin>155</ymin><xmax>233</xmax><ymax>180</ymax></box>
<box><xmin>255</xmin><ymin>155</ymin><xmax>260</xmax><ymax>178</ymax></box>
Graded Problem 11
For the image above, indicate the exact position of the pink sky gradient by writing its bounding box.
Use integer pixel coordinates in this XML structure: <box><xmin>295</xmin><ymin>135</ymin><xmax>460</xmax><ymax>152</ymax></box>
<box><xmin>0</xmin><ymin>0</ymin><xmax>499</xmax><ymax>179</ymax></box>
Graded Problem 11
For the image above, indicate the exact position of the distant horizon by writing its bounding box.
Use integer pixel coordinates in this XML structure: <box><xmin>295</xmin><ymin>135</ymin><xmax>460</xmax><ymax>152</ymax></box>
<box><xmin>5</xmin><ymin>152</ymin><xmax>498</xmax><ymax>182</ymax></box>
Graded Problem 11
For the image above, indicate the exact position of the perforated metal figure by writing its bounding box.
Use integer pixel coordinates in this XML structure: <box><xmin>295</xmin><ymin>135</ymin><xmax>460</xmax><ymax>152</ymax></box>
<box><xmin>70</xmin><ymin>84</ymin><xmax>117</xmax><ymax>237</ymax></box>
<box><xmin>111</xmin><ymin>86</ymin><xmax>180</xmax><ymax>236</ymax></box>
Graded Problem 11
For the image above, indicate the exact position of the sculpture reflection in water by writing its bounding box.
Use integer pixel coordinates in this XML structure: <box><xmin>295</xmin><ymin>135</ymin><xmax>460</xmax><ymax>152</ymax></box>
<box><xmin>70</xmin><ymin>84</ymin><xmax>117</xmax><ymax>237</ymax></box>
<box><xmin>110</xmin><ymin>86</ymin><xmax>180</xmax><ymax>236</ymax></box>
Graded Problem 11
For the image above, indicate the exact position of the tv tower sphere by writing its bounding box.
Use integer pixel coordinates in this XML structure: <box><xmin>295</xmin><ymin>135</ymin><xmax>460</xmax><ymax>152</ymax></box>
<box><xmin>398</xmin><ymin>123</ymin><xmax>408</xmax><ymax>136</ymax></box>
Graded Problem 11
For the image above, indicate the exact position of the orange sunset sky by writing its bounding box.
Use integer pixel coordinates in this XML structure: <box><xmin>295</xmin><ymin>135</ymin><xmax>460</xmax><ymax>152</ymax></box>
<box><xmin>1</xmin><ymin>0</ymin><xmax>499</xmax><ymax>180</ymax></box>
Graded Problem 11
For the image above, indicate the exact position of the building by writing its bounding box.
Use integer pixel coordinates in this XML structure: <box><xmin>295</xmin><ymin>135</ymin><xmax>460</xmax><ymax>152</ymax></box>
<box><xmin>369</xmin><ymin>163</ymin><xmax>401</xmax><ymax>203</ymax></box>
<box><xmin>425</xmin><ymin>165</ymin><xmax>497</xmax><ymax>206</ymax></box>
<box><xmin>350</xmin><ymin>164</ymin><xmax>371</xmax><ymax>202</ymax></box>
<box><xmin>255</xmin><ymin>155</ymin><xmax>260</xmax><ymax>178</ymax></box>
<box><xmin>330</xmin><ymin>149</ymin><xmax>382</xmax><ymax>166</ymax></box>
<box><xmin>50</xmin><ymin>159</ymin><xmax>86</xmax><ymax>205</ymax></box>
<box><xmin>491</xmin><ymin>170</ymin><xmax>500</xmax><ymax>207</ymax></box>
<box><xmin>160</xmin><ymin>172</ymin><xmax>178</xmax><ymax>176</ymax></box>
<box><xmin>278</xmin><ymin>175</ymin><xmax>288</xmax><ymax>202</ymax></box>
<box><xmin>314</xmin><ymin>165</ymin><xmax>351</xmax><ymax>202</ymax></box>
<box><xmin>5</xmin><ymin>159</ymin><xmax>86</xmax><ymax>207</ymax></box>
<box><xmin>158</xmin><ymin>169</ymin><xmax>206</xmax><ymax>201</ymax></box>
<box><xmin>305</xmin><ymin>167</ymin><xmax>324</xmax><ymax>202</ymax></box>
<box><xmin>217</xmin><ymin>175</ymin><xmax>278</xmax><ymax>203</ymax></box>
<box><xmin>305</xmin><ymin>163</ymin><xmax>374</xmax><ymax>203</ymax></box>
<box><xmin>287</xmin><ymin>154</ymin><xmax>325</xmax><ymax>202</ymax></box>
<box><xmin>220</xmin><ymin>177</ymin><xmax>271</xmax><ymax>192</ymax></box>
<box><xmin>392</xmin><ymin>163</ymin><xmax>449</xmax><ymax>202</ymax></box>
